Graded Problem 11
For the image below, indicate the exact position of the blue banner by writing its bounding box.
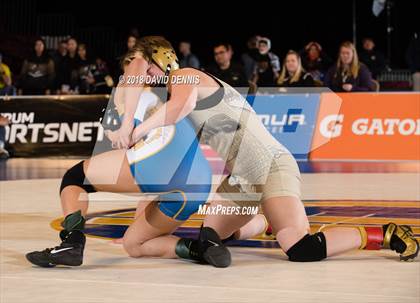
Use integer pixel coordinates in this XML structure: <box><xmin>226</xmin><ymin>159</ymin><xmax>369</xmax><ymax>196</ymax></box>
<box><xmin>251</xmin><ymin>94</ymin><xmax>320</xmax><ymax>159</ymax></box>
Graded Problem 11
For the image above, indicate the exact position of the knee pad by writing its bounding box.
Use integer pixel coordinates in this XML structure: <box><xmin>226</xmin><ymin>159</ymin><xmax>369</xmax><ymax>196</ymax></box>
<box><xmin>286</xmin><ymin>232</ymin><xmax>327</xmax><ymax>262</ymax></box>
<box><xmin>60</xmin><ymin>161</ymin><xmax>97</xmax><ymax>194</ymax></box>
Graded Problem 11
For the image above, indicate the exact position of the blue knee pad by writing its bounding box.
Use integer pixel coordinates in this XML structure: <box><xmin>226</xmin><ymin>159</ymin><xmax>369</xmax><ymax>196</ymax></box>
<box><xmin>157</xmin><ymin>184</ymin><xmax>211</xmax><ymax>221</ymax></box>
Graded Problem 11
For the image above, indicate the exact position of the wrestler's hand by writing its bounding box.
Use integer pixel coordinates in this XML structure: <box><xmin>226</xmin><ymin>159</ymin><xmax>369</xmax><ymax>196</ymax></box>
<box><xmin>105</xmin><ymin>129</ymin><xmax>117</xmax><ymax>146</ymax></box>
<box><xmin>129</xmin><ymin>125</ymin><xmax>147</xmax><ymax>148</ymax></box>
<box><xmin>342</xmin><ymin>83</ymin><xmax>353</xmax><ymax>91</ymax></box>
<box><xmin>106</xmin><ymin>121</ymin><xmax>133</xmax><ymax>149</ymax></box>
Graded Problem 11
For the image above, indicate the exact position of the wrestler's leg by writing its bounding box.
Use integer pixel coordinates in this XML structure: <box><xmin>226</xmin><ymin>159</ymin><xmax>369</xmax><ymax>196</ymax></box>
<box><xmin>263</xmin><ymin>196</ymin><xmax>419</xmax><ymax>261</ymax></box>
<box><xmin>26</xmin><ymin>150</ymin><xmax>140</xmax><ymax>267</ymax></box>
<box><xmin>203</xmin><ymin>176</ymin><xmax>260</xmax><ymax>240</ymax></box>
<box><xmin>112</xmin><ymin>200</ymin><xmax>152</xmax><ymax>244</ymax></box>
<box><xmin>122</xmin><ymin>189</ymin><xmax>202</xmax><ymax>258</ymax></box>
<box><xmin>122</xmin><ymin>201</ymin><xmax>181</xmax><ymax>258</ymax></box>
<box><xmin>123</xmin><ymin>189</ymin><xmax>231</xmax><ymax>267</ymax></box>
<box><xmin>60</xmin><ymin>149</ymin><xmax>140</xmax><ymax>217</ymax></box>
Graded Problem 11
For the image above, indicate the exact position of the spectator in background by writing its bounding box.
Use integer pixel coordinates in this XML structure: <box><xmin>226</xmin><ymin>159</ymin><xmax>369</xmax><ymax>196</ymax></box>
<box><xmin>241</xmin><ymin>35</ymin><xmax>260</xmax><ymax>81</ymax></box>
<box><xmin>18</xmin><ymin>38</ymin><xmax>55</xmax><ymax>95</ymax></box>
<box><xmin>258</xmin><ymin>38</ymin><xmax>280</xmax><ymax>75</ymax></box>
<box><xmin>179</xmin><ymin>41</ymin><xmax>200</xmax><ymax>69</ymax></box>
<box><xmin>277</xmin><ymin>50</ymin><xmax>315</xmax><ymax>88</ymax></box>
<box><xmin>114</xmin><ymin>33</ymin><xmax>139</xmax><ymax>82</ymax></box>
<box><xmin>127</xmin><ymin>34</ymin><xmax>137</xmax><ymax>51</ymax></box>
<box><xmin>66</xmin><ymin>37</ymin><xmax>80</xmax><ymax>92</ymax></box>
<box><xmin>252</xmin><ymin>37</ymin><xmax>280</xmax><ymax>87</ymax></box>
<box><xmin>300</xmin><ymin>41</ymin><xmax>332</xmax><ymax>83</ymax></box>
<box><xmin>73</xmin><ymin>43</ymin><xmax>93</xmax><ymax>94</ymax></box>
<box><xmin>324</xmin><ymin>41</ymin><xmax>373</xmax><ymax>92</ymax></box>
<box><xmin>0</xmin><ymin>114</ymin><xmax>10</xmax><ymax>159</ymax></box>
<box><xmin>406</xmin><ymin>32</ymin><xmax>420</xmax><ymax>91</ymax></box>
<box><xmin>0</xmin><ymin>53</ymin><xmax>15</xmax><ymax>95</ymax></box>
<box><xmin>0</xmin><ymin>54</ymin><xmax>12</xmax><ymax>157</ymax></box>
<box><xmin>51</xmin><ymin>40</ymin><xmax>68</xmax><ymax>93</ymax></box>
<box><xmin>73</xmin><ymin>44</ymin><xmax>113</xmax><ymax>94</ymax></box>
<box><xmin>206</xmin><ymin>43</ymin><xmax>247</xmax><ymax>87</ymax></box>
<box><xmin>67</xmin><ymin>38</ymin><xmax>79</xmax><ymax>61</ymax></box>
<box><xmin>359</xmin><ymin>38</ymin><xmax>386</xmax><ymax>79</ymax></box>
<box><xmin>253</xmin><ymin>55</ymin><xmax>275</xmax><ymax>87</ymax></box>
<box><xmin>127</xmin><ymin>27</ymin><xmax>140</xmax><ymax>50</ymax></box>
<box><xmin>51</xmin><ymin>40</ymin><xmax>68</xmax><ymax>63</ymax></box>
<box><xmin>0</xmin><ymin>53</ymin><xmax>12</xmax><ymax>156</ymax></box>
<box><xmin>54</xmin><ymin>37</ymin><xmax>79</xmax><ymax>94</ymax></box>
<box><xmin>92</xmin><ymin>57</ymin><xmax>114</xmax><ymax>93</ymax></box>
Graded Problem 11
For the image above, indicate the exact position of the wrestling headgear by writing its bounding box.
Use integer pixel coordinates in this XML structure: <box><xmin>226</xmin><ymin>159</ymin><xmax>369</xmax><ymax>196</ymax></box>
<box><xmin>122</xmin><ymin>36</ymin><xmax>180</xmax><ymax>76</ymax></box>
<box><xmin>151</xmin><ymin>46</ymin><xmax>180</xmax><ymax>75</ymax></box>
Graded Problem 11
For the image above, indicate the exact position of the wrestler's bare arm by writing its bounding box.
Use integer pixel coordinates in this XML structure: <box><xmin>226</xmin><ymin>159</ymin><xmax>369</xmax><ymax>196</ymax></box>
<box><xmin>117</xmin><ymin>56</ymin><xmax>148</xmax><ymax>125</ymax></box>
<box><xmin>130</xmin><ymin>71</ymin><xmax>198</xmax><ymax>145</ymax></box>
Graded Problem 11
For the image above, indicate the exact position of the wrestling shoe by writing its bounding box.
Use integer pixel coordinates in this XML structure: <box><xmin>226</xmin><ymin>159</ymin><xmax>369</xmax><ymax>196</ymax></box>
<box><xmin>176</xmin><ymin>226</ymin><xmax>231</xmax><ymax>268</ymax></box>
<box><xmin>199</xmin><ymin>227</ymin><xmax>231</xmax><ymax>268</ymax></box>
<box><xmin>383</xmin><ymin>223</ymin><xmax>419</xmax><ymax>261</ymax></box>
<box><xmin>26</xmin><ymin>230</ymin><xmax>86</xmax><ymax>267</ymax></box>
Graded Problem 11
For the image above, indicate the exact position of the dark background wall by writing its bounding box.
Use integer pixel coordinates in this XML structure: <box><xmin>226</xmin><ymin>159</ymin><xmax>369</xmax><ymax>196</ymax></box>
<box><xmin>0</xmin><ymin>0</ymin><xmax>417</xmax><ymax>70</ymax></box>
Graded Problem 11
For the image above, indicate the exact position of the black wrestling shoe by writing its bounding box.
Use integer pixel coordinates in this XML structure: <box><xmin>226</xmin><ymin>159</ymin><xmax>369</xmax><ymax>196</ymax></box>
<box><xmin>26</xmin><ymin>230</ymin><xmax>86</xmax><ymax>267</ymax></box>
<box><xmin>198</xmin><ymin>227</ymin><xmax>231</xmax><ymax>268</ymax></box>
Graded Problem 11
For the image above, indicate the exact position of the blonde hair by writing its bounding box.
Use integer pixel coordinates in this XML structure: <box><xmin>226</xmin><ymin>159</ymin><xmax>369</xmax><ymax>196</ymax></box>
<box><xmin>121</xmin><ymin>36</ymin><xmax>174</xmax><ymax>68</ymax></box>
<box><xmin>337</xmin><ymin>41</ymin><xmax>360</xmax><ymax>79</ymax></box>
<box><xmin>278</xmin><ymin>50</ymin><xmax>304</xmax><ymax>85</ymax></box>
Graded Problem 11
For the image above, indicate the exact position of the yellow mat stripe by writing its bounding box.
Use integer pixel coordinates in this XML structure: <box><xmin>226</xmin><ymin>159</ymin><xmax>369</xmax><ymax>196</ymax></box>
<box><xmin>303</xmin><ymin>201</ymin><xmax>419</xmax><ymax>208</ymax></box>
<box><xmin>308</xmin><ymin>216</ymin><xmax>420</xmax><ymax>225</ymax></box>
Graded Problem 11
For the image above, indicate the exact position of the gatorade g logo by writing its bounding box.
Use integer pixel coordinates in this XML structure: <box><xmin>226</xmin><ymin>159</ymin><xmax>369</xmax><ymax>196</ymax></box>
<box><xmin>320</xmin><ymin>114</ymin><xmax>344</xmax><ymax>138</ymax></box>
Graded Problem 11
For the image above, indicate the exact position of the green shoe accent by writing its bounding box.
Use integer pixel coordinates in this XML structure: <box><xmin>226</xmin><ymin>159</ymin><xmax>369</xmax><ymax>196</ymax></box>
<box><xmin>175</xmin><ymin>238</ymin><xmax>200</xmax><ymax>261</ymax></box>
<box><xmin>61</xmin><ymin>210</ymin><xmax>86</xmax><ymax>232</ymax></box>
